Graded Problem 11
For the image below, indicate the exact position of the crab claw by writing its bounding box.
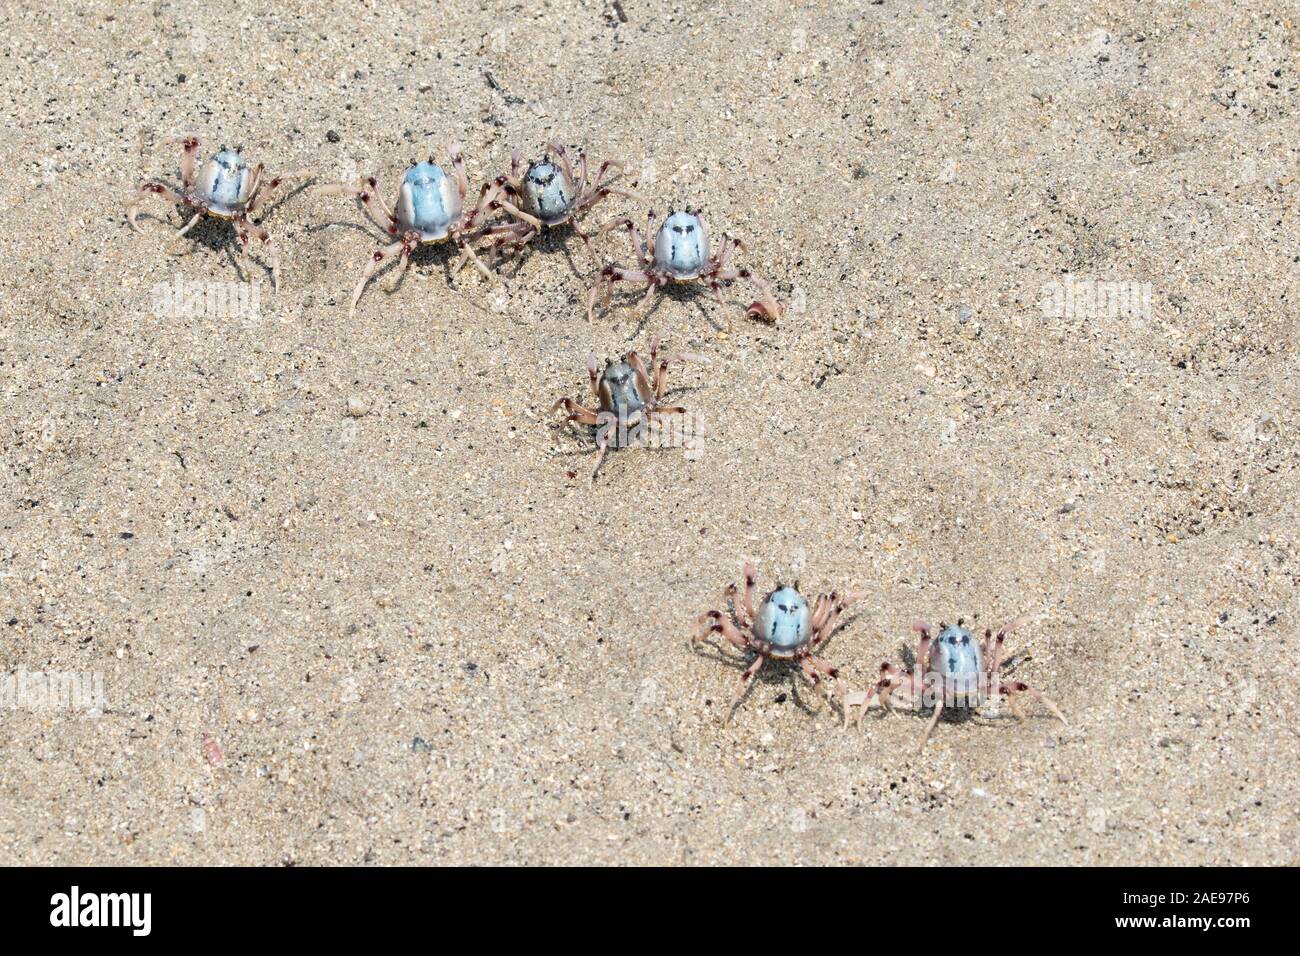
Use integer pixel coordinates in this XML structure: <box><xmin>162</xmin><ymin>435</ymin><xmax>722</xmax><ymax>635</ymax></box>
<box><xmin>744</xmin><ymin>298</ymin><xmax>786</xmax><ymax>323</ymax></box>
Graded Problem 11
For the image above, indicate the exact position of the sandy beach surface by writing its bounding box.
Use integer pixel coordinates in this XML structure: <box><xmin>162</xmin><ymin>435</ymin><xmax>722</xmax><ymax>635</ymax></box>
<box><xmin>1</xmin><ymin>0</ymin><xmax>1296</xmax><ymax>865</ymax></box>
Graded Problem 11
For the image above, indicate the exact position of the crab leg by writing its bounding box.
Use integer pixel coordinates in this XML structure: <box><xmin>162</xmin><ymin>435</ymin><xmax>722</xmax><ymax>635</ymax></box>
<box><xmin>986</xmin><ymin>616</ymin><xmax>1027</xmax><ymax>684</ymax></box>
<box><xmin>649</xmin><ymin>343</ymin><xmax>703</xmax><ymax>398</ymax></box>
<box><xmin>715</xmin><ymin>233</ymin><xmax>749</xmax><ymax>270</ymax></box>
<box><xmin>173</xmin><ymin>211</ymin><xmax>203</xmax><ymax>240</ymax></box>
<box><xmin>454</xmin><ymin>236</ymin><xmax>496</xmax><ymax>281</ymax></box>
<box><xmin>1000</xmin><ymin>682</ymin><xmax>1068</xmax><ymax>728</ymax></box>
<box><xmin>712</xmin><ymin>266</ymin><xmax>785</xmax><ymax>323</ymax></box>
<box><xmin>812</xmin><ymin>591</ymin><xmax>864</xmax><ymax>646</ymax></box>
<box><xmin>581</xmin><ymin>355</ymin><xmax>601</xmax><ymax>402</ymax></box>
<box><xmin>448</xmin><ymin>142</ymin><xmax>469</xmax><ymax>200</ymax></box>
<box><xmin>574</xmin><ymin>150</ymin><xmax>589</xmax><ymax>196</ymax></box>
<box><xmin>918</xmin><ymin>698</ymin><xmax>945</xmax><ymax>751</ymax></box>
<box><xmin>586</xmin><ymin>266</ymin><xmax>654</xmax><ymax>322</ymax></box>
<box><xmin>625</xmin><ymin>350</ymin><xmax>653</xmax><ymax>398</ymax></box>
<box><xmin>741</xmin><ymin>562</ymin><xmax>759</xmax><ymax>625</ymax></box>
<box><xmin>693</xmin><ymin>610</ymin><xmax>750</xmax><ymax>651</ymax></box>
<box><xmin>590</xmin><ymin>430</ymin><xmax>612</xmax><ymax>480</ymax></box>
<box><xmin>493</xmin><ymin>223</ymin><xmax>540</xmax><ymax>262</ymax></box>
<box><xmin>232</xmin><ymin>217</ymin><xmax>253</xmax><ymax>274</ymax></box>
<box><xmin>454</xmin><ymin>219</ymin><xmax>532</xmax><ymax>273</ymax></box>
<box><xmin>724</xmin><ymin>654</ymin><xmax>766</xmax><ymax>725</ymax></box>
<box><xmin>799</xmin><ymin>656</ymin><xmax>830</xmax><ymax>711</ymax></box>
<box><xmin>349</xmin><ymin>234</ymin><xmax>414</xmax><ymax>315</ymax></box>
<box><xmin>247</xmin><ymin>167</ymin><xmax>311</xmax><ymax>215</ymax></box>
<box><xmin>598</xmin><ymin>216</ymin><xmax>651</xmax><ymax>267</ymax></box>
<box><xmin>127</xmin><ymin>182</ymin><xmax>198</xmax><ymax>230</ymax></box>
<box><xmin>549</xmin><ymin>141</ymin><xmax>577</xmax><ymax>187</ymax></box>
<box><xmin>550</xmin><ymin>397</ymin><xmax>599</xmax><ymax>426</ymax></box>
<box><xmin>160</xmin><ymin>135</ymin><xmax>201</xmax><ymax>188</ymax></box>
<box><xmin>575</xmin><ymin>186</ymin><xmax>641</xmax><ymax>217</ymax></box>
<box><xmin>489</xmin><ymin>196</ymin><xmax>543</xmax><ymax>231</ymax></box>
<box><xmin>235</xmin><ymin>217</ymin><xmax>282</xmax><ymax>292</ymax></box>
<box><xmin>810</xmin><ymin>593</ymin><xmax>832</xmax><ymax>633</ymax></box>
<box><xmin>647</xmin><ymin>404</ymin><xmax>687</xmax><ymax>417</ymax></box>
<box><xmin>653</xmin><ymin>354</ymin><xmax>672</xmax><ymax>399</ymax></box>
<box><xmin>851</xmin><ymin>663</ymin><xmax>909</xmax><ymax>730</ymax></box>
<box><xmin>724</xmin><ymin>583</ymin><xmax>750</xmax><ymax>629</ymax></box>
<box><xmin>463</xmin><ymin>183</ymin><xmax>504</xmax><ymax>235</ymax></box>
<box><xmin>316</xmin><ymin>177</ymin><xmax>400</xmax><ymax>234</ymax></box>
<box><xmin>244</xmin><ymin>163</ymin><xmax>265</xmax><ymax>204</ymax></box>
<box><xmin>803</xmin><ymin>653</ymin><xmax>848</xmax><ymax>724</ymax></box>
<box><xmin>912</xmin><ymin>621</ymin><xmax>934</xmax><ymax>674</ymax></box>
<box><xmin>590</xmin><ymin>157</ymin><xmax>626</xmax><ymax>191</ymax></box>
<box><xmin>568</xmin><ymin>217</ymin><xmax>596</xmax><ymax>255</ymax></box>
<box><xmin>386</xmin><ymin>239</ymin><xmax>414</xmax><ymax>291</ymax></box>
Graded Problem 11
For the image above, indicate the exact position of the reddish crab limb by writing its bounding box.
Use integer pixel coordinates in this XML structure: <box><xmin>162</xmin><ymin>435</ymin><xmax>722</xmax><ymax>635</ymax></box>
<box><xmin>246</xmin><ymin>167</ymin><xmax>311</xmax><ymax>215</ymax></box>
<box><xmin>598</xmin><ymin>216</ymin><xmax>652</xmax><ymax>267</ymax></box>
<box><xmin>987</xmin><ymin>615</ymin><xmax>1029</xmax><ymax>683</ymax></box>
<box><xmin>234</xmin><ymin>217</ymin><xmax>281</xmax><ymax>291</ymax></box>
<box><xmin>314</xmin><ymin>178</ymin><xmax>400</xmax><ymax>234</ymax></box>
<box><xmin>348</xmin><ymin>233</ymin><xmax>419</xmax><ymax>315</ymax></box>
<box><xmin>550</xmin><ymin>397</ymin><xmax>600</xmax><ymax>426</ymax></box>
<box><xmin>172</xmin><ymin>211</ymin><xmax>204</xmax><ymax>240</ymax></box>
<box><xmin>488</xmin><ymin>195</ymin><xmax>543</xmax><ymax>231</ymax></box>
<box><xmin>1000</xmin><ymin>681</ymin><xmax>1068</xmax><ymax>728</ymax></box>
<box><xmin>586</xmin><ymin>265</ymin><xmax>656</xmax><ymax>322</ymax></box>
<box><xmin>724</xmin><ymin>653</ymin><xmax>767</xmax><ymax>725</ymax></box>
<box><xmin>918</xmin><ymin>698</ymin><xmax>945</xmax><ymax>752</ymax></box>
<box><xmin>714</xmin><ymin>266</ymin><xmax>785</xmax><ymax>322</ymax></box>
<box><xmin>799</xmin><ymin>656</ymin><xmax>830</xmax><ymax>710</ymax></box>
<box><xmin>127</xmin><ymin>182</ymin><xmax>197</xmax><ymax>230</ymax></box>
<box><xmin>624</xmin><ymin>349</ymin><xmax>654</xmax><ymax>397</ymax></box>
<box><xmin>693</xmin><ymin>609</ymin><xmax>751</xmax><ymax>651</ymax></box>
<box><xmin>811</xmin><ymin>590</ymin><xmax>865</xmax><ymax>646</ymax></box>
<box><xmin>912</xmin><ymin>620</ymin><xmax>934</xmax><ymax>673</ymax></box>
<box><xmin>740</xmin><ymin>562</ymin><xmax>759</xmax><ymax>624</ymax></box>
<box><xmin>802</xmin><ymin>653</ymin><xmax>849</xmax><ymax>725</ymax></box>
<box><xmin>160</xmin><ymin>134</ymin><xmax>201</xmax><ymax>188</ymax></box>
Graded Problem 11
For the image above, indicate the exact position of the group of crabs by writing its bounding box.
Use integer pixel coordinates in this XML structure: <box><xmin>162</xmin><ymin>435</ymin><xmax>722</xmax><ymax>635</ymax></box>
<box><xmin>127</xmin><ymin>136</ymin><xmax>779</xmax><ymax>479</ymax></box>
<box><xmin>128</xmin><ymin>137</ymin><xmax>1067</xmax><ymax>751</ymax></box>
<box><xmin>693</xmin><ymin>563</ymin><xmax>1068</xmax><ymax>750</ymax></box>
<box><xmin>126</xmin><ymin>136</ymin><xmax>783</xmax><ymax>320</ymax></box>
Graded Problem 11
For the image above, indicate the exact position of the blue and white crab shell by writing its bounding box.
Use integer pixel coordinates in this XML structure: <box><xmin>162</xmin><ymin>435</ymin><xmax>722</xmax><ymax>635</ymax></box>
<box><xmin>395</xmin><ymin>161</ymin><xmax>463</xmax><ymax>242</ymax></box>
<box><xmin>755</xmin><ymin>586</ymin><xmax>813</xmax><ymax>659</ymax></box>
<box><xmin>653</xmin><ymin>210</ymin><xmax>710</xmax><ymax>280</ymax></box>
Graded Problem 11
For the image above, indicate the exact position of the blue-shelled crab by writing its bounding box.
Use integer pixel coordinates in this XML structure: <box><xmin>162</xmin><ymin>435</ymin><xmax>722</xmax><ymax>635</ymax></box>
<box><xmin>127</xmin><ymin>137</ymin><xmax>309</xmax><ymax>290</ymax></box>
<box><xmin>316</xmin><ymin>144</ymin><xmax>499</xmax><ymax>315</ymax></box>
<box><xmin>465</xmin><ymin>141</ymin><xmax>638</xmax><ymax>269</ymax></box>
<box><xmin>692</xmin><ymin>562</ymin><xmax>862</xmax><ymax>725</ymax></box>
<box><xmin>550</xmin><ymin>336</ymin><xmax>696</xmax><ymax>479</ymax></box>
<box><xmin>850</xmin><ymin>617</ymin><xmax>1068</xmax><ymax>750</ymax></box>
<box><xmin>587</xmin><ymin>207</ymin><xmax>786</xmax><ymax>329</ymax></box>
